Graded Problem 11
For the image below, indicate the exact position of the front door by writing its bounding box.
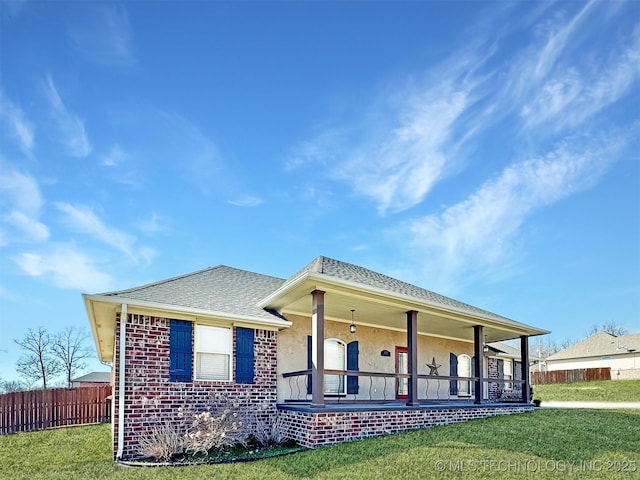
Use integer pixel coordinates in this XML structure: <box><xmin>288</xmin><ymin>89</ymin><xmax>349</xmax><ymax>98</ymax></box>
<box><xmin>396</xmin><ymin>347</ymin><xmax>408</xmax><ymax>400</ymax></box>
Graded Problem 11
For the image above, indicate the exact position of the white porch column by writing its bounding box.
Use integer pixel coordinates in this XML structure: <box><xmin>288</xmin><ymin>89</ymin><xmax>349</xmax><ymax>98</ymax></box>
<box><xmin>311</xmin><ymin>290</ymin><xmax>325</xmax><ymax>407</ymax></box>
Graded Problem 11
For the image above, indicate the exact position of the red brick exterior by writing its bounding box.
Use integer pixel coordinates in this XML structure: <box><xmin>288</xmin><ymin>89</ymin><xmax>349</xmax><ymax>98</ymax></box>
<box><xmin>278</xmin><ymin>404</ymin><xmax>533</xmax><ymax>449</ymax></box>
<box><xmin>112</xmin><ymin>313</ymin><xmax>529</xmax><ymax>458</ymax></box>
<box><xmin>113</xmin><ymin>313</ymin><xmax>277</xmax><ymax>459</ymax></box>
<box><xmin>488</xmin><ymin>357</ymin><xmax>501</xmax><ymax>400</ymax></box>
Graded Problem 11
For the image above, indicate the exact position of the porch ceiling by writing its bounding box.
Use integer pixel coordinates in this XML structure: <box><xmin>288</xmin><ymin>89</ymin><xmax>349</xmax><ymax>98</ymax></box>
<box><xmin>275</xmin><ymin>278</ymin><xmax>542</xmax><ymax>343</ymax></box>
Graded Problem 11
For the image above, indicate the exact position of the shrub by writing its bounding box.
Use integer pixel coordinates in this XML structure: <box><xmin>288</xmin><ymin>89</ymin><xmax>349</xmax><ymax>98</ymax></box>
<box><xmin>182</xmin><ymin>393</ymin><xmax>253</xmax><ymax>456</ymax></box>
<box><xmin>136</xmin><ymin>419</ymin><xmax>184</xmax><ymax>461</ymax></box>
<box><xmin>253</xmin><ymin>414</ymin><xmax>288</xmax><ymax>448</ymax></box>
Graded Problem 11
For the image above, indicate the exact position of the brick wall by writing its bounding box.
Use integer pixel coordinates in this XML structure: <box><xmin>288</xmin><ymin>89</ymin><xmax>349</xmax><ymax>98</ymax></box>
<box><xmin>278</xmin><ymin>404</ymin><xmax>533</xmax><ymax>449</ymax></box>
<box><xmin>487</xmin><ymin>357</ymin><xmax>500</xmax><ymax>400</ymax></box>
<box><xmin>113</xmin><ymin>313</ymin><xmax>277</xmax><ymax>459</ymax></box>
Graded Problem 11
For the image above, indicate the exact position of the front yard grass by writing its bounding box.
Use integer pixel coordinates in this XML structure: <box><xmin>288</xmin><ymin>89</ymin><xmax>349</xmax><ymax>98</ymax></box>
<box><xmin>1</xmin><ymin>408</ymin><xmax>639</xmax><ymax>479</ymax></box>
<box><xmin>533</xmin><ymin>379</ymin><xmax>640</xmax><ymax>402</ymax></box>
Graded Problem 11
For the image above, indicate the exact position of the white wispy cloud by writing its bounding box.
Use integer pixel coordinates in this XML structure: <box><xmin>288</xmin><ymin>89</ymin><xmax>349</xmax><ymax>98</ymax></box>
<box><xmin>341</xmin><ymin>86</ymin><xmax>472</xmax><ymax>214</ymax></box>
<box><xmin>406</xmin><ymin>132</ymin><xmax>629</xmax><ymax>292</ymax></box>
<box><xmin>55</xmin><ymin>202</ymin><xmax>141</xmax><ymax>260</ymax></box>
<box><xmin>99</xmin><ymin>143</ymin><xmax>142</xmax><ymax>187</ymax></box>
<box><xmin>520</xmin><ymin>19</ymin><xmax>640</xmax><ymax>132</ymax></box>
<box><xmin>43</xmin><ymin>75</ymin><xmax>91</xmax><ymax>158</ymax></box>
<box><xmin>529</xmin><ymin>0</ymin><xmax>598</xmax><ymax>82</ymax></box>
<box><xmin>12</xmin><ymin>245</ymin><xmax>114</xmax><ymax>292</ymax></box>
<box><xmin>226</xmin><ymin>196</ymin><xmax>264</xmax><ymax>207</ymax></box>
<box><xmin>67</xmin><ymin>3</ymin><xmax>135</xmax><ymax>67</ymax></box>
<box><xmin>137</xmin><ymin>212</ymin><xmax>166</xmax><ymax>235</ymax></box>
<box><xmin>285</xmin><ymin>127</ymin><xmax>347</xmax><ymax>172</ymax></box>
<box><xmin>0</xmin><ymin>91</ymin><xmax>35</xmax><ymax>157</ymax></box>
<box><xmin>288</xmin><ymin>2</ymin><xmax>637</xmax><ymax>289</ymax></box>
<box><xmin>288</xmin><ymin>2</ymin><xmax>636</xmax><ymax>221</ymax></box>
<box><xmin>3</xmin><ymin>211</ymin><xmax>49</xmax><ymax>243</ymax></box>
<box><xmin>288</xmin><ymin>72</ymin><xmax>484</xmax><ymax>214</ymax></box>
<box><xmin>101</xmin><ymin>143</ymin><xmax>127</xmax><ymax>167</ymax></box>
<box><xmin>0</xmin><ymin>164</ymin><xmax>49</xmax><ymax>244</ymax></box>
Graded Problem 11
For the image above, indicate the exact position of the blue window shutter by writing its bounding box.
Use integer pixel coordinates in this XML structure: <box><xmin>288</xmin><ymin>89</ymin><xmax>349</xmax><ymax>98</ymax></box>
<box><xmin>514</xmin><ymin>361</ymin><xmax>522</xmax><ymax>391</ymax></box>
<box><xmin>471</xmin><ymin>356</ymin><xmax>476</xmax><ymax>395</ymax></box>
<box><xmin>449</xmin><ymin>353</ymin><xmax>458</xmax><ymax>395</ymax></box>
<box><xmin>169</xmin><ymin>320</ymin><xmax>192</xmax><ymax>382</ymax></box>
<box><xmin>236</xmin><ymin>327</ymin><xmax>254</xmax><ymax>384</ymax></box>
<box><xmin>497</xmin><ymin>359</ymin><xmax>504</xmax><ymax>390</ymax></box>
<box><xmin>347</xmin><ymin>341</ymin><xmax>359</xmax><ymax>394</ymax></box>
<box><xmin>307</xmin><ymin>335</ymin><xmax>312</xmax><ymax>394</ymax></box>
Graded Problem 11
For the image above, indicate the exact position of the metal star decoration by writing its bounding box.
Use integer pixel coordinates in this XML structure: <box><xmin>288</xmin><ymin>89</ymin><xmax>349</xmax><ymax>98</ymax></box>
<box><xmin>426</xmin><ymin>357</ymin><xmax>441</xmax><ymax>375</ymax></box>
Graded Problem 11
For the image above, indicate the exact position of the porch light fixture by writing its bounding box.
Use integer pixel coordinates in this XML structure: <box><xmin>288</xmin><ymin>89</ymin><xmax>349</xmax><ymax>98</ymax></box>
<box><xmin>350</xmin><ymin>309</ymin><xmax>356</xmax><ymax>334</ymax></box>
<box><xmin>483</xmin><ymin>335</ymin><xmax>489</xmax><ymax>354</ymax></box>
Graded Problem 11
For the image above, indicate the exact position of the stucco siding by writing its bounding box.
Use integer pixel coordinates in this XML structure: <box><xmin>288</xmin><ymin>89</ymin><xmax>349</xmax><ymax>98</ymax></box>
<box><xmin>277</xmin><ymin>313</ymin><xmax>475</xmax><ymax>403</ymax></box>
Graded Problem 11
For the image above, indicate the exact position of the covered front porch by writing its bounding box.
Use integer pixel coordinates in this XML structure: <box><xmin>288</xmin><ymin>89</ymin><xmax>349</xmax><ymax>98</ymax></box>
<box><xmin>260</xmin><ymin>257</ymin><xmax>547</xmax><ymax>447</ymax></box>
<box><xmin>276</xmin><ymin>290</ymin><xmax>534</xmax><ymax>407</ymax></box>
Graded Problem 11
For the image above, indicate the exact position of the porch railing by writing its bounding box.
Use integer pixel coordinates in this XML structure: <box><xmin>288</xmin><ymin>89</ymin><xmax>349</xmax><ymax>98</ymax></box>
<box><xmin>282</xmin><ymin>369</ymin><xmax>528</xmax><ymax>404</ymax></box>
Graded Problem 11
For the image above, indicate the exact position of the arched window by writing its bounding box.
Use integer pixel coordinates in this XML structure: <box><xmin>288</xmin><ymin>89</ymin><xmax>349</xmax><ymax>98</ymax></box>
<box><xmin>457</xmin><ymin>354</ymin><xmax>472</xmax><ymax>396</ymax></box>
<box><xmin>324</xmin><ymin>338</ymin><xmax>346</xmax><ymax>395</ymax></box>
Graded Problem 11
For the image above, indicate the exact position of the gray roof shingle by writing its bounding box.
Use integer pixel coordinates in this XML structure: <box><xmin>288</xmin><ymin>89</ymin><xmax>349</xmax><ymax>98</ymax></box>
<box><xmin>546</xmin><ymin>332</ymin><xmax>640</xmax><ymax>361</ymax></box>
<box><xmin>292</xmin><ymin>256</ymin><xmax>518</xmax><ymax>324</ymax></box>
<box><xmin>71</xmin><ymin>371</ymin><xmax>111</xmax><ymax>383</ymax></box>
<box><xmin>96</xmin><ymin>256</ymin><xmax>535</xmax><ymax>330</ymax></box>
<box><xmin>99</xmin><ymin>266</ymin><xmax>287</xmax><ymax>322</ymax></box>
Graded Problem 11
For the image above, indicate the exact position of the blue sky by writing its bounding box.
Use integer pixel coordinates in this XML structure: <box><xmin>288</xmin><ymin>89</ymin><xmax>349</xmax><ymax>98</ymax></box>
<box><xmin>1</xmin><ymin>1</ymin><xmax>638</xmax><ymax>384</ymax></box>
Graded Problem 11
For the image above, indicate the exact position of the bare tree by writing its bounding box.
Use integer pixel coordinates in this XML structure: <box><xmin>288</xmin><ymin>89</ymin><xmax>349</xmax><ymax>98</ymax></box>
<box><xmin>587</xmin><ymin>322</ymin><xmax>629</xmax><ymax>337</ymax></box>
<box><xmin>14</xmin><ymin>327</ymin><xmax>62</xmax><ymax>389</ymax></box>
<box><xmin>1</xmin><ymin>379</ymin><xmax>26</xmax><ymax>393</ymax></box>
<box><xmin>52</xmin><ymin>326</ymin><xmax>94</xmax><ymax>388</ymax></box>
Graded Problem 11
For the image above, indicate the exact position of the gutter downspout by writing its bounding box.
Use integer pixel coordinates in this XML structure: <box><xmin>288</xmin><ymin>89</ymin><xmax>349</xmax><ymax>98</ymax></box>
<box><xmin>116</xmin><ymin>304</ymin><xmax>127</xmax><ymax>460</ymax></box>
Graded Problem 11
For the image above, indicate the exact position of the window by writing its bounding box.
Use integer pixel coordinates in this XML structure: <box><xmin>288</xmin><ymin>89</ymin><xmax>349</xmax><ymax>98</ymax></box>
<box><xmin>457</xmin><ymin>354</ymin><xmax>472</xmax><ymax>396</ymax></box>
<box><xmin>306</xmin><ymin>337</ymin><xmax>358</xmax><ymax>395</ymax></box>
<box><xmin>195</xmin><ymin>325</ymin><xmax>232</xmax><ymax>381</ymax></box>
<box><xmin>503</xmin><ymin>359</ymin><xmax>512</xmax><ymax>390</ymax></box>
<box><xmin>324</xmin><ymin>338</ymin><xmax>346</xmax><ymax>395</ymax></box>
<box><xmin>169</xmin><ymin>322</ymin><xmax>253</xmax><ymax>384</ymax></box>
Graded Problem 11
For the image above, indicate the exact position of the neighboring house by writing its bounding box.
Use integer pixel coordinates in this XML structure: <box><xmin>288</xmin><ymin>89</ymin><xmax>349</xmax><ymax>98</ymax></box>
<box><xmin>71</xmin><ymin>371</ymin><xmax>112</xmax><ymax>388</ymax></box>
<box><xmin>546</xmin><ymin>332</ymin><xmax>640</xmax><ymax>380</ymax></box>
<box><xmin>83</xmin><ymin>256</ymin><xmax>549</xmax><ymax>460</ymax></box>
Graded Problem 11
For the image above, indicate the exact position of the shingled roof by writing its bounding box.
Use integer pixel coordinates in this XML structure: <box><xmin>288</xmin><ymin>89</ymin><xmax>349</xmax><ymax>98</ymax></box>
<box><xmin>282</xmin><ymin>256</ymin><xmax>520</xmax><ymax>325</ymax></box>
<box><xmin>98</xmin><ymin>265</ymin><xmax>287</xmax><ymax>322</ymax></box>
<box><xmin>99</xmin><ymin>256</ymin><xmax>539</xmax><ymax>328</ymax></box>
<box><xmin>546</xmin><ymin>332</ymin><xmax>640</xmax><ymax>361</ymax></box>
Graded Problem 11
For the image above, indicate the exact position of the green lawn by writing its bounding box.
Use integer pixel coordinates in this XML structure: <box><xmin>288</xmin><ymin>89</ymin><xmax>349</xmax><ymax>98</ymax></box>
<box><xmin>1</xmin><ymin>408</ymin><xmax>639</xmax><ymax>479</ymax></box>
<box><xmin>533</xmin><ymin>379</ymin><xmax>640</xmax><ymax>402</ymax></box>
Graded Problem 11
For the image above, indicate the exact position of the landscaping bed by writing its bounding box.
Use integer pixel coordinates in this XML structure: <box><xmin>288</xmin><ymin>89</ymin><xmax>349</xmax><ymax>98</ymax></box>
<box><xmin>123</xmin><ymin>439</ymin><xmax>306</xmax><ymax>466</ymax></box>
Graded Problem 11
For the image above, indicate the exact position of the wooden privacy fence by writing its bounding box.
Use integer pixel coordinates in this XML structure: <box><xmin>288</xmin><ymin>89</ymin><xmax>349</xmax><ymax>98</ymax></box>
<box><xmin>0</xmin><ymin>385</ymin><xmax>111</xmax><ymax>434</ymax></box>
<box><xmin>532</xmin><ymin>367</ymin><xmax>611</xmax><ymax>385</ymax></box>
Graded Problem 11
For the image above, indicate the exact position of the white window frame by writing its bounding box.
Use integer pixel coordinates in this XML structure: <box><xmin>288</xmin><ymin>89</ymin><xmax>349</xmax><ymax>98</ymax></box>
<box><xmin>457</xmin><ymin>354</ymin><xmax>472</xmax><ymax>397</ymax></box>
<box><xmin>324</xmin><ymin>338</ymin><xmax>346</xmax><ymax>395</ymax></box>
<box><xmin>194</xmin><ymin>324</ymin><xmax>232</xmax><ymax>381</ymax></box>
<box><xmin>503</xmin><ymin>359</ymin><xmax>513</xmax><ymax>390</ymax></box>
